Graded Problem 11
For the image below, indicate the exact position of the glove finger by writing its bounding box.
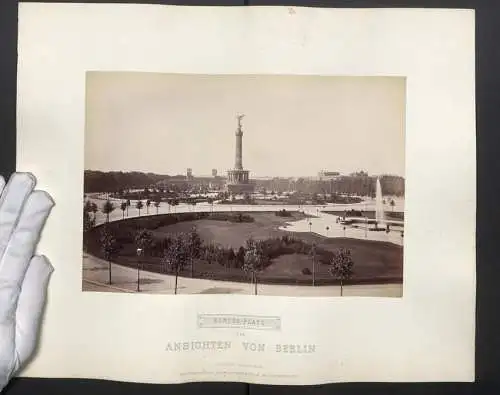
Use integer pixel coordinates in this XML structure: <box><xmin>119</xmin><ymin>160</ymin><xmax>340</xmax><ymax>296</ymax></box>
<box><xmin>0</xmin><ymin>173</ymin><xmax>36</xmax><ymax>261</ymax></box>
<box><xmin>0</xmin><ymin>190</ymin><xmax>54</xmax><ymax>323</ymax></box>
<box><xmin>15</xmin><ymin>255</ymin><xmax>53</xmax><ymax>365</ymax></box>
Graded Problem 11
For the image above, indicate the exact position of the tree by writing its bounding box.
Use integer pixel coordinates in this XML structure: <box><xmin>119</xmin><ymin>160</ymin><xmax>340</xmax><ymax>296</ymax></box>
<box><xmin>146</xmin><ymin>199</ymin><xmax>151</xmax><ymax>214</ymax></box>
<box><xmin>83</xmin><ymin>206</ymin><xmax>95</xmax><ymax>252</ymax></box>
<box><xmin>329</xmin><ymin>248</ymin><xmax>354</xmax><ymax>296</ymax></box>
<box><xmin>100</xmin><ymin>227</ymin><xmax>120</xmax><ymax>284</ymax></box>
<box><xmin>390</xmin><ymin>199</ymin><xmax>396</xmax><ymax>211</ymax></box>
<box><xmin>84</xmin><ymin>200</ymin><xmax>93</xmax><ymax>214</ymax></box>
<box><xmin>154</xmin><ymin>196</ymin><xmax>161</xmax><ymax>214</ymax></box>
<box><xmin>203</xmin><ymin>242</ymin><xmax>216</xmax><ymax>265</ymax></box>
<box><xmin>207</xmin><ymin>197</ymin><xmax>214</xmax><ymax>213</ymax></box>
<box><xmin>90</xmin><ymin>202</ymin><xmax>98</xmax><ymax>221</ymax></box>
<box><xmin>135</xmin><ymin>229</ymin><xmax>154</xmax><ymax>253</ymax></box>
<box><xmin>211</xmin><ymin>244</ymin><xmax>225</xmax><ymax>267</ymax></box>
<box><xmin>187</xmin><ymin>226</ymin><xmax>202</xmax><ymax>277</ymax></box>
<box><xmin>227</xmin><ymin>248</ymin><xmax>236</xmax><ymax>268</ymax></box>
<box><xmin>169</xmin><ymin>199</ymin><xmax>177</xmax><ymax>213</ymax></box>
<box><xmin>120</xmin><ymin>201</ymin><xmax>127</xmax><ymax>219</ymax></box>
<box><xmin>157</xmin><ymin>237</ymin><xmax>174</xmax><ymax>271</ymax></box>
<box><xmin>236</xmin><ymin>246</ymin><xmax>245</xmax><ymax>268</ymax></box>
<box><xmin>102</xmin><ymin>200</ymin><xmax>115</xmax><ymax>223</ymax></box>
<box><xmin>83</xmin><ymin>208</ymin><xmax>95</xmax><ymax>232</ymax></box>
<box><xmin>243</xmin><ymin>238</ymin><xmax>264</xmax><ymax>295</ymax></box>
<box><xmin>163</xmin><ymin>233</ymin><xmax>189</xmax><ymax>294</ymax></box>
<box><xmin>136</xmin><ymin>200</ymin><xmax>144</xmax><ymax>216</ymax></box>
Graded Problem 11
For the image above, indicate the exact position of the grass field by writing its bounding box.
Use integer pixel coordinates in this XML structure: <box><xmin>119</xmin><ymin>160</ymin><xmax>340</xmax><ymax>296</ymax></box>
<box><xmin>87</xmin><ymin>211</ymin><xmax>403</xmax><ymax>286</ymax></box>
<box><xmin>152</xmin><ymin>212</ymin><xmax>303</xmax><ymax>247</ymax></box>
<box><xmin>151</xmin><ymin>212</ymin><xmax>402</xmax><ymax>285</ymax></box>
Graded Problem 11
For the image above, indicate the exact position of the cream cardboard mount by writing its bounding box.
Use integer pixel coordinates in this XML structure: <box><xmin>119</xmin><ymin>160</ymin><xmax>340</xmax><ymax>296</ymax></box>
<box><xmin>16</xmin><ymin>3</ymin><xmax>475</xmax><ymax>385</ymax></box>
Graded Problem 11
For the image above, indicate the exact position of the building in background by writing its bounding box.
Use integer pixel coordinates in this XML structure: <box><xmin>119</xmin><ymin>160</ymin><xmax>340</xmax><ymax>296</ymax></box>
<box><xmin>318</xmin><ymin>170</ymin><xmax>341</xmax><ymax>181</ymax></box>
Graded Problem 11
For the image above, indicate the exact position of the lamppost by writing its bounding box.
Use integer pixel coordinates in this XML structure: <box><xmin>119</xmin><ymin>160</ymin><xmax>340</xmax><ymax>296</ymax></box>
<box><xmin>311</xmin><ymin>242</ymin><xmax>316</xmax><ymax>287</ymax></box>
<box><xmin>364</xmin><ymin>214</ymin><xmax>368</xmax><ymax>238</ymax></box>
<box><xmin>136</xmin><ymin>248</ymin><xmax>143</xmax><ymax>292</ymax></box>
<box><xmin>308</xmin><ymin>221</ymin><xmax>312</xmax><ymax>233</ymax></box>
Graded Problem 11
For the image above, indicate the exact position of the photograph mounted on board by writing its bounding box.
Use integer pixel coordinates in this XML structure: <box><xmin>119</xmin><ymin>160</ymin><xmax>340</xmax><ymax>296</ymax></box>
<box><xmin>82</xmin><ymin>72</ymin><xmax>405</xmax><ymax>297</ymax></box>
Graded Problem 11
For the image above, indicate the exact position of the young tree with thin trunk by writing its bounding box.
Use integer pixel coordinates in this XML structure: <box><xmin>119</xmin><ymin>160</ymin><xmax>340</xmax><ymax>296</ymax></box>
<box><xmin>83</xmin><ymin>205</ymin><xmax>95</xmax><ymax>252</ymax></box>
<box><xmin>120</xmin><ymin>202</ymin><xmax>127</xmax><ymax>219</ymax></box>
<box><xmin>329</xmin><ymin>248</ymin><xmax>354</xmax><ymax>296</ymax></box>
<box><xmin>188</xmin><ymin>226</ymin><xmax>202</xmax><ymax>278</ymax></box>
<box><xmin>172</xmin><ymin>199</ymin><xmax>179</xmax><ymax>213</ymax></box>
<box><xmin>154</xmin><ymin>196</ymin><xmax>161</xmax><ymax>214</ymax></box>
<box><xmin>84</xmin><ymin>200</ymin><xmax>93</xmax><ymax>214</ymax></box>
<box><xmin>146</xmin><ymin>199</ymin><xmax>151</xmax><ymax>215</ymax></box>
<box><xmin>102</xmin><ymin>200</ymin><xmax>115</xmax><ymax>223</ymax></box>
<box><xmin>100</xmin><ymin>227</ymin><xmax>120</xmax><ymax>285</ymax></box>
<box><xmin>227</xmin><ymin>248</ymin><xmax>236</xmax><ymax>268</ymax></box>
<box><xmin>163</xmin><ymin>233</ymin><xmax>189</xmax><ymax>294</ymax></box>
<box><xmin>207</xmin><ymin>197</ymin><xmax>214</xmax><ymax>213</ymax></box>
<box><xmin>90</xmin><ymin>202</ymin><xmax>98</xmax><ymax>222</ymax></box>
<box><xmin>243</xmin><ymin>238</ymin><xmax>263</xmax><ymax>295</ymax></box>
<box><xmin>136</xmin><ymin>200</ymin><xmax>144</xmax><ymax>216</ymax></box>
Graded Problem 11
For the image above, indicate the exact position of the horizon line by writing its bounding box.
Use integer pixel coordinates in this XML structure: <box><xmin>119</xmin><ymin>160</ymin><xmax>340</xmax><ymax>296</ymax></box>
<box><xmin>84</xmin><ymin>168</ymin><xmax>405</xmax><ymax>179</ymax></box>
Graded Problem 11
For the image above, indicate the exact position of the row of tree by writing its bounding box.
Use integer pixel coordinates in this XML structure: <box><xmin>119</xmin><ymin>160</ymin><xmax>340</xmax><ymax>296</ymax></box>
<box><xmin>85</xmin><ymin>170</ymin><xmax>405</xmax><ymax>198</ymax></box>
<box><xmin>84</xmin><ymin>197</ymin><xmax>189</xmax><ymax>225</ymax></box>
<box><xmin>254</xmin><ymin>174</ymin><xmax>405</xmax><ymax>197</ymax></box>
<box><xmin>84</xmin><ymin>170</ymin><xmax>167</xmax><ymax>193</ymax></box>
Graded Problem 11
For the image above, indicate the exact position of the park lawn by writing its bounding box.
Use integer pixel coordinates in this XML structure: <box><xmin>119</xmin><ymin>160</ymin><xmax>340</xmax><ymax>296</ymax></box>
<box><xmin>87</xmin><ymin>211</ymin><xmax>403</xmax><ymax>285</ymax></box>
<box><xmin>151</xmin><ymin>212</ymin><xmax>403</xmax><ymax>285</ymax></box>
<box><xmin>259</xmin><ymin>238</ymin><xmax>402</xmax><ymax>284</ymax></box>
<box><xmin>152</xmin><ymin>212</ymin><xmax>306</xmax><ymax>247</ymax></box>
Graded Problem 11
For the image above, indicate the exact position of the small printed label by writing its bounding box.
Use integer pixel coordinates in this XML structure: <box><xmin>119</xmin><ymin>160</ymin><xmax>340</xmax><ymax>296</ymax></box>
<box><xmin>198</xmin><ymin>314</ymin><xmax>281</xmax><ymax>330</ymax></box>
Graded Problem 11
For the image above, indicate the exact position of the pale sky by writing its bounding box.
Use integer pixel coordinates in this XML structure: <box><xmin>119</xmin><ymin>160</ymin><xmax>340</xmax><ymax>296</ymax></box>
<box><xmin>85</xmin><ymin>72</ymin><xmax>405</xmax><ymax>178</ymax></box>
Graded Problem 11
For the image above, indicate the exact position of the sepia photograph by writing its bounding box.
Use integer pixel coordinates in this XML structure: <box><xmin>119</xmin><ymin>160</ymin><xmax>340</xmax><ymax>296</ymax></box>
<box><xmin>82</xmin><ymin>72</ymin><xmax>405</xmax><ymax>297</ymax></box>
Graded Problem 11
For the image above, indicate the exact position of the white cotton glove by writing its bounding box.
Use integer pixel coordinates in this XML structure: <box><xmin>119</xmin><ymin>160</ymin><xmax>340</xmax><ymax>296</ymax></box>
<box><xmin>0</xmin><ymin>173</ymin><xmax>54</xmax><ymax>392</ymax></box>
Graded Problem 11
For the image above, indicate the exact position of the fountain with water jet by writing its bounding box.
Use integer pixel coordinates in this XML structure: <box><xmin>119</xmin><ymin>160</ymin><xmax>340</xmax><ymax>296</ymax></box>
<box><xmin>365</xmin><ymin>177</ymin><xmax>388</xmax><ymax>232</ymax></box>
<box><xmin>375</xmin><ymin>177</ymin><xmax>385</xmax><ymax>227</ymax></box>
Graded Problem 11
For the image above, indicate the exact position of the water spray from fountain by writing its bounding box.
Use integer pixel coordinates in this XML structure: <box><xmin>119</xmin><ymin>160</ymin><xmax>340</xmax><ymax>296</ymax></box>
<box><xmin>375</xmin><ymin>177</ymin><xmax>385</xmax><ymax>227</ymax></box>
